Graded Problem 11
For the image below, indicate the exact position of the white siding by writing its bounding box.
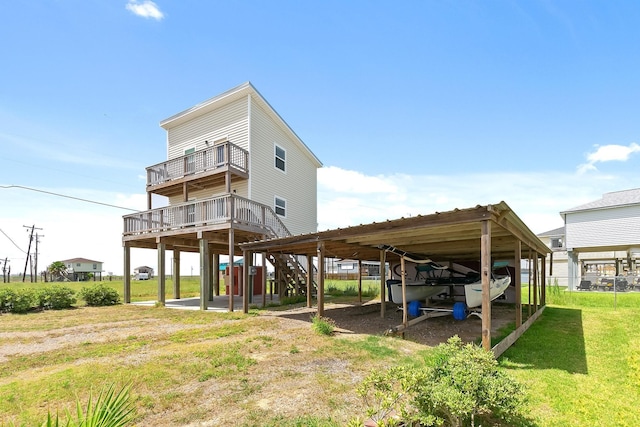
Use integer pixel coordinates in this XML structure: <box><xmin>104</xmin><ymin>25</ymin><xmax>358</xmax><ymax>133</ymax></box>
<box><xmin>249</xmin><ymin>97</ymin><xmax>318</xmax><ymax>235</ymax></box>
<box><xmin>166</xmin><ymin>97</ymin><xmax>248</xmax><ymax>160</ymax></box>
<box><xmin>565</xmin><ymin>205</ymin><xmax>640</xmax><ymax>249</ymax></box>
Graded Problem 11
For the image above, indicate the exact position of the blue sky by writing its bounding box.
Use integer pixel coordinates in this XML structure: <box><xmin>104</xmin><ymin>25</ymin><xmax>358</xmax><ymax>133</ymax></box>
<box><xmin>2</xmin><ymin>1</ymin><xmax>640</xmax><ymax>275</ymax></box>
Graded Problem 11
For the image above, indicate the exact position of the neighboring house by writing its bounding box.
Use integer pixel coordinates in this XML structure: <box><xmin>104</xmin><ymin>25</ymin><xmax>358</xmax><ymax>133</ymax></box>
<box><xmin>332</xmin><ymin>259</ymin><xmax>383</xmax><ymax>278</ymax></box>
<box><xmin>546</xmin><ymin>188</ymin><xmax>640</xmax><ymax>290</ymax></box>
<box><xmin>62</xmin><ymin>258</ymin><xmax>103</xmax><ymax>281</ymax></box>
<box><xmin>122</xmin><ymin>82</ymin><xmax>323</xmax><ymax>308</ymax></box>
<box><xmin>134</xmin><ymin>266</ymin><xmax>154</xmax><ymax>280</ymax></box>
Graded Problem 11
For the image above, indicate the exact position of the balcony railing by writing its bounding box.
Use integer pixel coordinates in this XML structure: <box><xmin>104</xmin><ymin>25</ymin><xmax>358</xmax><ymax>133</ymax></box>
<box><xmin>146</xmin><ymin>142</ymin><xmax>249</xmax><ymax>187</ymax></box>
<box><xmin>123</xmin><ymin>194</ymin><xmax>290</xmax><ymax>239</ymax></box>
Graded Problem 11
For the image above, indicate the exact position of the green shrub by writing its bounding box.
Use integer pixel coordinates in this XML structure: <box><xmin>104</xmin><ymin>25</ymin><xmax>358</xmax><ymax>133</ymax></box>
<box><xmin>79</xmin><ymin>284</ymin><xmax>120</xmax><ymax>306</ymax></box>
<box><xmin>10</xmin><ymin>288</ymin><xmax>36</xmax><ymax>313</ymax></box>
<box><xmin>355</xmin><ymin>336</ymin><xmax>528</xmax><ymax>426</ymax></box>
<box><xmin>0</xmin><ymin>288</ymin><xmax>17</xmax><ymax>312</ymax></box>
<box><xmin>37</xmin><ymin>286</ymin><xmax>77</xmax><ymax>310</ymax></box>
<box><xmin>311</xmin><ymin>315</ymin><xmax>336</xmax><ymax>336</ymax></box>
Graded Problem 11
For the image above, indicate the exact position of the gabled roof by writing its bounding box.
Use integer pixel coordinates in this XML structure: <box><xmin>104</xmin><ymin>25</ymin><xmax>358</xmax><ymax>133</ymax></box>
<box><xmin>159</xmin><ymin>81</ymin><xmax>322</xmax><ymax>168</ymax></box>
<box><xmin>537</xmin><ymin>227</ymin><xmax>565</xmax><ymax>237</ymax></box>
<box><xmin>561</xmin><ymin>188</ymin><xmax>640</xmax><ymax>214</ymax></box>
<box><xmin>62</xmin><ymin>258</ymin><xmax>102</xmax><ymax>264</ymax></box>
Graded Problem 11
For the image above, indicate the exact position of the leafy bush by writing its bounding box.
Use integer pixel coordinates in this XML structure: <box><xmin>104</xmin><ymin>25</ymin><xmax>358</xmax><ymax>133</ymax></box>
<box><xmin>355</xmin><ymin>336</ymin><xmax>528</xmax><ymax>426</ymax></box>
<box><xmin>37</xmin><ymin>285</ymin><xmax>77</xmax><ymax>310</ymax></box>
<box><xmin>79</xmin><ymin>284</ymin><xmax>120</xmax><ymax>306</ymax></box>
<box><xmin>0</xmin><ymin>288</ymin><xmax>17</xmax><ymax>312</ymax></box>
<box><xmin>10</xmin><ymin>288</ymin><xmax>36</xmax><ymax>313</ymax></box>
<box><xmin>311</xmin><ymin>315</ymin><xmax>336</xmax><ymax>336</ymax></box>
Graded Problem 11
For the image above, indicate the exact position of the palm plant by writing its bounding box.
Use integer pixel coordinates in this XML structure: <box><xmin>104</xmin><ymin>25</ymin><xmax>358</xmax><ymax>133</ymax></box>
<box><xmin>47</xmin><ymin>261</ymin><xmax>68</xmax><ymax>282</ymax></box>
<box><xmin>43</xmin><ymin>383</ymin><xmax>135</xmax><ymax>427</ymax></box>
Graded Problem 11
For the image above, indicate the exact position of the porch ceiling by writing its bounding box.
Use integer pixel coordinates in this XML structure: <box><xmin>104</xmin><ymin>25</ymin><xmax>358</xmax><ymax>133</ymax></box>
<box><xmin>240</xmin><ymin>202</ymin><xmax>551</xmax><ymax>262</ymax></box>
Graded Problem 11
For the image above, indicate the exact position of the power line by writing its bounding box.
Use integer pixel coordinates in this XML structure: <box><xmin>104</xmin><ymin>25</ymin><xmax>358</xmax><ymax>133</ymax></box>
<box><xmin>0</xmin><ymin>228</ymin><xmax>27</xmax><ymax>253</ymax></box>
<box><xmin>0</xmin><ymin>185</ymin><xmax>138</xmax><ymax>211</ymax></box>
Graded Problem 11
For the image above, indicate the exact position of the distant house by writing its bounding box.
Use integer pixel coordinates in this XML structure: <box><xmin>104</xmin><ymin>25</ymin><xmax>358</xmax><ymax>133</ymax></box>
<box><xmin>332</xmin><ymin>259</ymin><xmax>383</xmax><ymax>279</ymax></box>
<box><xmin>134</xmin><ymin>266</ymin><xmax>154</xmax><ymax>280</ymax></box>
<box><xmin>62</xmin><ymin>258</ymin><xmax>103</xmax><ymax>281</ymax></box>
<box><xmin>542</xmin><ymin>188</ymin><xmax>640</xmax><ymax>289</ymax></box>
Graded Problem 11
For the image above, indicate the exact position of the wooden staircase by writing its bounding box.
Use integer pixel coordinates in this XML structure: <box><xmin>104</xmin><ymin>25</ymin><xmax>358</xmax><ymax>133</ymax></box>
<box><xmin>266</xmin><ymin>253</ymin><xmax>317</xmax><ymax>297</ymax></box>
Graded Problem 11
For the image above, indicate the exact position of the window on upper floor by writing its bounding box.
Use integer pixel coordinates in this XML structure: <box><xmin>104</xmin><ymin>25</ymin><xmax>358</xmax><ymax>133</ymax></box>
<box><xmin>275</xmin><ymin>196</ymin><xmax>286</xmax><ymax>217</ymax></box>
<box><xmin>275</xmin><ymin>145</ymin><xmax>286</xmax><ymax>172</ymax></box>
<box><xmin>93</xmin><ymin>264</ymin><xmax>97</xmax><ymax>270</ymax></box>
<box><xmin>551</xmin><ymin>238</ymin><xmax>563</xmax><ymax>249</ymax></box>
<box><xmin>76</xmin><ymin>263</ymin><xmax>81</xmax><ymax>267</ymax></box>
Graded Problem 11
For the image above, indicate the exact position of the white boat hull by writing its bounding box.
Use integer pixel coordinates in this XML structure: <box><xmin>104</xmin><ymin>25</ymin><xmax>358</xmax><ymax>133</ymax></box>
<box><xmin>388</xmin><ymin>281</ymin><xmax>448</xmax><ymax>304</ymax></box>
<box><xmin>464</xmin><ymin>276</ymin><xmax>511</xmax><ymax>308</ymax></box>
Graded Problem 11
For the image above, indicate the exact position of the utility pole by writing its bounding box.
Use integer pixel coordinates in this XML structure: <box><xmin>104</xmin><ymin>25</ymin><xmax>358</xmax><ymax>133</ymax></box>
<box><xmin>1</xmin><ymin>258</ymin><xmax>7</xmax><ymax>283</ymax></box>
<box><xmin>22</xmin><ymin>225</ymin><xmax>43</xmax><ymax>282</ymax></box>
<box><xmin>35</xmin><ymin>233</ymin><xmax>44</xmax><ymax>283</ymax></box>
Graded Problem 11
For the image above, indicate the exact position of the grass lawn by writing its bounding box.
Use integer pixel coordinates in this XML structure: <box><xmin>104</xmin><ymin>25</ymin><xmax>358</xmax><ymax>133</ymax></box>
<box><xmin>0</xmin><ymin>280</ymin><xmax>639</xmax><ymax>426</ymax></box>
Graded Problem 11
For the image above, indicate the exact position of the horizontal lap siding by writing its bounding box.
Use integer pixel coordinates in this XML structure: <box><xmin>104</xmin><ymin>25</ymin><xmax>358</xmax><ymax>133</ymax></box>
<box><xmin>166</xmin><ymin>98</ymin><xmax>248</xmax><ymax>160</ymax></box>
<box><xmin>249</xmin><ymin>97</ymin><xmax>317</xmax><ymax>236</ymax></box>
<box><xmin>565</xmin><ymin>205</ymin><xmax>640</xmax><ymax>248</ymax></box>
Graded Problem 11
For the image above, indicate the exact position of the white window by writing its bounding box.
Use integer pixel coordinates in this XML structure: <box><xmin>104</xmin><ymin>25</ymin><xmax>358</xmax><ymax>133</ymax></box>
<box><xmin>184</xmin><ymin>147</ymin><xmax>196</xmax><ymax>174</ymax></box>
<box><xmin>275</xmin><ymin>145</ymin><xmax>286</xmax><ymax>172</ymax></box>
<box><xmin>93</xmin><ymin>264</ymin><xmax>97</xmax><ymax>270</ymax></box>
<box><xmin>275</xmin><ymin>196</ymin><xmax>286</xmax><ymax>217</ymax></box>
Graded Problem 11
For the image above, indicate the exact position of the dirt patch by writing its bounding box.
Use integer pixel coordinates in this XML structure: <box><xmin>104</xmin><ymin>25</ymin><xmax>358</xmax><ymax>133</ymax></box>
<box><xmin>266</xmin><ymin>300</ymin><xmax>516</xmax><ymax>346</ymax></box>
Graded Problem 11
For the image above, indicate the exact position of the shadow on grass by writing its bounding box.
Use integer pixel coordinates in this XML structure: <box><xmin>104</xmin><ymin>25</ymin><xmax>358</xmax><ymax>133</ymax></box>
<box><xmin>500</xmin><ymin>306</ymin><xmax>587</xmax><ymax>374</ymax></box>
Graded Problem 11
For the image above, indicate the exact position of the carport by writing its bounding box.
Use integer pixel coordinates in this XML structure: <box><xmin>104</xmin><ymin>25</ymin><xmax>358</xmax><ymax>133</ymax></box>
<box><xmin>240</xmin><ymin>201</ymin><xmax>551</xmax><ymax>355</ymax></box>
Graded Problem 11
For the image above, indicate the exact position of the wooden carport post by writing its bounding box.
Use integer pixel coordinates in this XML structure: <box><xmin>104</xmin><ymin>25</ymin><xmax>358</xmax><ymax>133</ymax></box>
<box><xmin>157</xmin><ymin>240</ymin><xmax>166</xmax><ymax>305</ymax></box>
<box><xmin>481</xmin><ymin>220</ymin><xmax>492</xmax><ymax>351</ymax></box>
<box><xmin>123</xmin><ymin>244</ymin><xmax>131</xmax><ymax>304</ymax></box>
<box><xmin>306</xmin><ymin>254</ymin><xmax>313</xmax><ymax>308</ymax></box>
<box><xmin>213</xmin><ymin>254</ymin><xmax>220</xmax><ymax>296</ymax></box>
<box><xmin>173</xmin><ymin>249</ymin><xmax>181</xmax><ymax>299</ymax></box>
<box><xmin>541</xmin><ymin>254</ymin><xmax>547</xmax><ymax>306</ymax></box>
<box><xmin>380</xmin><ymin>249</ymin><xmax>386</xmax><ymax>318</ymax></box>
<box><xmin>357</xmin><ymin>259</ymin><xmax>363</xmax><ymax>305</ymax></box>
<box><xmin>199</xmin><ymin>237</ymin><xmax>209</xmax><ymax>311</ymax></box>
<box><xmin>242</xmin><ymin>250</ymin><xmax>251</xmax><ymax>314</ymax></box>
<box><xmin>317</xmin><ymin>242</ymin><xmax>325</xmax><ymax>317</ymax></box>
<box><xmin>208</xmin><ymin>247</ymin><xmax>215</xmax><ymax>301</ymax></box>
<box><xmin>228</xmin><ymin>229</ymin><xmax>235</xmax><ymax>312</ymax></box>
<box><xmin>515</xmin><ymin>241</ymin><xmax>522</xmax><ymax>328</ymax></box>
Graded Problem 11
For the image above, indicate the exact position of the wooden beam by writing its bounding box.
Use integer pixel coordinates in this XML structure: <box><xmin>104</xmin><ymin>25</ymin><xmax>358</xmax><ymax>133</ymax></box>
<box><xmin>401</xmin><ymin>256</ymin><xmax>408</xmax><ymax>328</ymax></box>
<box><xmin>317</xmin><ymin>241</ymin><xmax>325</xmax><ymax>317</ymax></box>
<box><xmin>307</xmin><ymin>254</ymin><xmax>313</xmax><ymax>308</ymax></box>
<box><xmin>492</xmin><ymin>306</ymin><xmax>545</xmax><ymax>358</ymax></box>
<box><xmin>357</xmin><ymin>259</ymin><xmax>362</xmax><ymax>305</ymax></box>
<box><xmin>157</xmin><ymin>241</ymin><xmax>166</xmax><ymax>305</ymax></box>
<box><xmin>481</xmin><ymin>220</ymin><xmax>491</xmax><ymax>351</ymax></box>
<box><xmin>173</xmin><ymin>249</ymin><xmax>181</xmax><ymax>299</ymax></box>
<box><xmin>380</xmin><ymin>249</ymin><xmax>386</xmax><ymax>318</ymax></box>
<box><xmin>208</xmin><ymin>246</ymin><xmax>214</xmax><ymax>301</ymax></box>
<box><xmin>228</xmin><ymin>228</ymin><xmax>235</xmax><ymax>312</ymax></box>
<box><xmin>514</xmin><ymin>240</ymin><xmax>522</xmax><ymax>328</ymax></box>
<box><xmin>242</xmin><ymin>250</ymin><xmax>250</xmax><ymax>314</ymax></box>
<box><xmin>213</xmin><ymin>253</ymin><xmax>220</xmax><ymax>296</ymax></box>
<box><xmin>199</xmin><ymin>238</ymin><xmax>209</xmax><ymax>311</ymax></box>
<box><xmin>123</xmin><ymin>245</ymin><xmax>131</xmax><ymax>304</ymax></box>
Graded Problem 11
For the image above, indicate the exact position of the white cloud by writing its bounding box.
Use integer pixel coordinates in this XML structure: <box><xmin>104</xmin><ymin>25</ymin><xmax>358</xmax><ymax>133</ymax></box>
<box><xmin>317</xmin><ymin>165</ymin><xmax>622</xmax><ymax>235</ymax></box>
<box><xmin>126</xmin><ymin>0</ymin><xmax>164</xmax><ymax>20</ymax></box>
<box><xmin>578</xmin><ymin>143</ymin><xmax>640</xmax><ymax>173</ymax></box>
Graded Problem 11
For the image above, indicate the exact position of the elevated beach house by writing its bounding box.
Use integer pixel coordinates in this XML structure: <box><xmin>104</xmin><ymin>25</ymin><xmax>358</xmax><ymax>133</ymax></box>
<box><xmin>122</xmin><ymin>82</ymin><xmax>322</xmax><ymax>310</ymax></box>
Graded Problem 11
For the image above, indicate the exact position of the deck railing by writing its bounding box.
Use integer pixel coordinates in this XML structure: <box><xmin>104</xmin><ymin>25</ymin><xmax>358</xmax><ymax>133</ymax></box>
<box><xmin>146</xmin><ymin>142</ymin><xmax>249</xmax><ymax>187</ymax></box>
<box><xmin>123</xmin><ymin>194</ymin><xmax>290</xmax><ymax>239</ymax></box>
